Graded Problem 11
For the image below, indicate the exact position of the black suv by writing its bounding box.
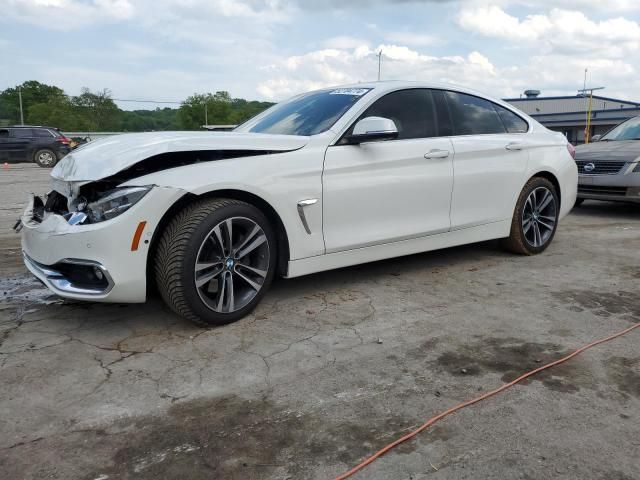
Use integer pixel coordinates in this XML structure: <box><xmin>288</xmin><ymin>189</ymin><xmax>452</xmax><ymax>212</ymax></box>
<box><xmin>0</xmin><ymin>126</ymin><xmax>71</xmax><ymax>168</ymax></box>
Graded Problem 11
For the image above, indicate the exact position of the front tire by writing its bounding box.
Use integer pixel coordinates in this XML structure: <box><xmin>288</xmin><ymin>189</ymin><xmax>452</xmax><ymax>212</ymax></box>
<box><xmin>502</xmin><ymin>177</ymin><xmax>559</xmax><ymax>255</ymax></box>
<box><xmin>34</xmin><ymin>148</ymin><xmax>57</xmax><ymax>168</ymax></box>
<box><xmin>155</xmin><ymin>199</ymin><xmax>276</xmax><ymax>326</ymax></box>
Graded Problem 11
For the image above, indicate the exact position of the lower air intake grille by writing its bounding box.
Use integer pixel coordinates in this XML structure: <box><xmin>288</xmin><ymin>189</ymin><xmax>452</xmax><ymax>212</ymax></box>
<box><xmin>578</xmin><ymin>185</ymin><xmax>627</xmax><ymax>196</ymax></box>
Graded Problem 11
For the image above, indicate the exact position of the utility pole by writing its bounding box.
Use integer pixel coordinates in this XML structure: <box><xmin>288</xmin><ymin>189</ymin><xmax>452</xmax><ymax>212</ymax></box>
<box><xmin>578</xmin><ymin>84</ymin><xmax>604</xmax><ymax>144</ymax></box>
<box><xmin>18</xmin><ymin>86</ymin><xmax>24</xmax><ymax>125</ymax></box>
<box><xmin>377</xmin><ymin>50</ymin><xmax>382</xmax><ymax>81</ymax></box>
<box><xmin>205</xmin><ymin>101</ymin><xmax>208</xmax><ymax>127</ymax></box>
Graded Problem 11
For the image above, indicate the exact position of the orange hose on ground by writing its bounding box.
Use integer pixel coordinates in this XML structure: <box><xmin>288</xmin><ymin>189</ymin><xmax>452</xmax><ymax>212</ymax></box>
<box><xmin>334</xmin><ymin>321</ymin><xmax>640</xmax><ymax>480</ymax></box>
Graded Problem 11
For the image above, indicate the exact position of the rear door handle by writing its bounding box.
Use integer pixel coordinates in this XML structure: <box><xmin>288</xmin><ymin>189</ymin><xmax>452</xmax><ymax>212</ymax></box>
<box><xmin>424</xmin><ymin>149</ymin><xmax>450</xmax><ymax>159</ymax></box>
<box><xmin>505</xmin><ymin>142</ymin><xmax>526</xmax><ymax>151</ymax></box>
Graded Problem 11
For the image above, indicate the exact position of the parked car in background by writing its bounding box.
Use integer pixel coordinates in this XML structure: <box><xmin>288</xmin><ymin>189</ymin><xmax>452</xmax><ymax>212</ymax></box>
<box><xmin>0</xmin><ymin>126</ymin><xmax>71</xmax><ymax>167</ymax></box>
<box><xmin>18</xmin><ymin>81</ymin><xmax>577</xmax><ymax>326</ymax></box>
<box><xmin>575</xmin><ymin>115</ymin><xmax>640</xmax><ymax>205</ymax></box>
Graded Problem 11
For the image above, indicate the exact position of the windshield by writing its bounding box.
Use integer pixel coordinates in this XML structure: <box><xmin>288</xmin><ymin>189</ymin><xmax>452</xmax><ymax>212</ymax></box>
<box><xmin>237</xmin><ymin>88</ymin><xmax>371</xmax><ymax>136</ymax></box>
<box><xmin>601</xmin><ymin>116</ymin><xmax>640</xmax><ymax>141</ymax></box>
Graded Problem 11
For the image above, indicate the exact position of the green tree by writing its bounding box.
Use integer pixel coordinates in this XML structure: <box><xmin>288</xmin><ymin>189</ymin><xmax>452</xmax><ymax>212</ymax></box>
<box><xmin>178</xmin><ymin>91</ymin><xmax>233</xmax><ymax>129</ymax></box>
<box><xmin>27</xmin><ymin>95</ymin><xmax>80</xmax><ymax>130</ymax></box>
<box><xmin>0</xmin><ymin>80</ymin><xmax>66</xmax><ymax>125</ymax></box>
<box><xmin>71</xmin><ymin>88</ymin><xmax>120</xmax><ymax>131</ymax></box>
<box><xmin>1</xmin><ymin>81</ymin><xmax>273</xmax><ymax>131</ymax></box>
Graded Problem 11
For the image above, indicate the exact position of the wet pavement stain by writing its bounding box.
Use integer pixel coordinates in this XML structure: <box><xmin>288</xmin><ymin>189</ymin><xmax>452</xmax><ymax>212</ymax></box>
<box><xmin>553</xmin><ymin>290</ymin><xmax>639</xmax><ymax>321</ymax></box>
<box><xmin>4</xmin><ymin>394</ymin><xmax>454</xmax><ymax>480</ymax></box>
<box><xmin>604</xmin><ymin>356</ymin><xmax>640</xmax><ymax>400</ymax></box>
<box><xmin>430</xmin><ymin>337</ymin><xmax>584</xmax><ymax>394</ymax></box>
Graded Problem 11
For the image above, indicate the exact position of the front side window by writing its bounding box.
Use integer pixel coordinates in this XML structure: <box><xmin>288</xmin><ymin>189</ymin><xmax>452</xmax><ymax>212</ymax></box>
<box><xmin>601</xmin><ymin>116</ymin><xmax>640</xmax><ymax>141</ymax></box>
<box><xmin>444</xmin><ymin>91</ymin><xmax>506</xmax><ymax>135</ymax></box>
<box><xmin>342</xmin><ymin>89</ymin><xmax>437</xmax><ymax>142</ymax></box>
<box><xmin>239</xmin><ymin>88</ymin><xmax>371</xmax><ymax>136</ymax></box>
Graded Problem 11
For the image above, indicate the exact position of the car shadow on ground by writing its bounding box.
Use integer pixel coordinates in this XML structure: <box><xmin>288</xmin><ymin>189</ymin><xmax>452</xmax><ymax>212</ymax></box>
<box><xmin>2</xmin><ymin>238</ymin><xmax>508</xmax><ymax>335</ymax></box>
<box><xmin>571</xmin><ymin>200</ymin><xmax>639</xmax><ymax>220</ymax></box>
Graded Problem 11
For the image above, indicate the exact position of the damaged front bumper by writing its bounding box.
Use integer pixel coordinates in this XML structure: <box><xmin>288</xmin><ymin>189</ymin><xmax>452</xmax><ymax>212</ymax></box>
<box><xmin>20</xmin><ymin>185</ymin><xmax>186</xmax><ymax>303</ymax></box>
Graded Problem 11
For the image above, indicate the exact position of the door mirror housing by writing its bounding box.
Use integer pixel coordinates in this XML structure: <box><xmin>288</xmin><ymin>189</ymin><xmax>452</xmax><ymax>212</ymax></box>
<box><xmin>345</xmin><ymin>116</ymin><xmax>398</xmax><ymax>144</ymax></box>
<box><xmin>591</xmin><ymin>134</ymin><xmax>602</xmax><ymax>142</ymax></box>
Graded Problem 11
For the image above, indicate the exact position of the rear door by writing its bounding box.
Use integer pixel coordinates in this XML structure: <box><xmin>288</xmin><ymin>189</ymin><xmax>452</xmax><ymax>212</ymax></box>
<box><xmin>440</xmin><ymin>90</ymin><xmax>530</xmax><ymax>229</ymax></box>
<box><xmin>323</xmin><ymin>88</ymin><xmax>454</xmax><ymax>252</ymax></box>
<box><xmin>7</xmin><ymin>128</ymin><xmax>34</xmax><ymax>161</ymax></box>
<box><xmin>0</xmin><ymin>129</ymin><xmax>9</xmax><ymax>161</ymax></box>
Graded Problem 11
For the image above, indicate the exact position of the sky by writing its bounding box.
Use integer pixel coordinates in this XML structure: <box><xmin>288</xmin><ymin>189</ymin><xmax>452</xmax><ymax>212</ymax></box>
<box><xmin>1</xmin><ymin>0</ymin><xmax>640</xmax><ymax>110</ymax></box>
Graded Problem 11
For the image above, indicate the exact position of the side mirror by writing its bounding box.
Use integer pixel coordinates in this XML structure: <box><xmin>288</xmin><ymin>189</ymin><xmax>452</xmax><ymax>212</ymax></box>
<box><xmin>591</xmin><ymin>134</ymin><xmax>602</xmax><ymax>142</ymax></box>
<box><xmin>345</xmin><ymin>116</ymin><xmax>398</xmax><ymax>144</ymax></box>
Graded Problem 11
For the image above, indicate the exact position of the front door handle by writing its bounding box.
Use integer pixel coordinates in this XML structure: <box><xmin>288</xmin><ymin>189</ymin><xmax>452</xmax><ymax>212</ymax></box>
<box><xmin>424</xmin><ymin>149</ymin><xmax>450</xmax><ymax>159</ymax></box>
<box><xmin>505</xmin><ymin>142</ymin><xmax>526</xmax><ymax>151</ymax></box>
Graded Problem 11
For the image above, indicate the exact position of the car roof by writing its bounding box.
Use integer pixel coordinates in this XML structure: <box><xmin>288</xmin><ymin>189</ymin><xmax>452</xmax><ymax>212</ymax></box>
<box><xmin>319</xmin><ymin>80</ymin><xmax>494</xmax><ymax>98</ymax></box>
<box><xmin>311</xmin><ymin>80</ymin><xmax>521</xmax><ymax>113</ymax></box>
<box><xmin>8</xmin><ymin>125</ymin><xmax>59</xmax><ymax>129</ymax></box>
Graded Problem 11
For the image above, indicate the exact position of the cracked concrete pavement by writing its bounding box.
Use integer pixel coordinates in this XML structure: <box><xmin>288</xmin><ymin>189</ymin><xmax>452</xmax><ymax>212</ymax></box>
<box><xmin>1</xmin><ymin>164</ymin><xmax>639</xmax><ymax>480</ymax></box>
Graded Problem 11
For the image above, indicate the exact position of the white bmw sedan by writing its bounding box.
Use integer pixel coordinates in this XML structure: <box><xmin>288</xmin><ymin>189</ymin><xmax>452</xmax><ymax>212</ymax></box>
<box><xmin>19</xmin><ymin>81</ymin><xmax>577</xmax><ymax>325</ymax></box>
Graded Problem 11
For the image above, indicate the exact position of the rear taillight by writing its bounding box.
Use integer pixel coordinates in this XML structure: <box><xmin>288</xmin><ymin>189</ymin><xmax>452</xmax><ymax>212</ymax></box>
<box><xmin>566</xmin><ymin>142</ymin><xmax>576</xmax><ymax>159</ymax></box>
<box><xmin>56</xmin><ymin>136</ymin><xmax>70</xmax><ymax>145</ymax></box>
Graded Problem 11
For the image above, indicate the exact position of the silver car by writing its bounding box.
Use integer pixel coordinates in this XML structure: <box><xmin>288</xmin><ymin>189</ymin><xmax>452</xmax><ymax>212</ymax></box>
<box><xmin>575</xmin><ymin>116</ymin><xmax>640</xmax><ymax>205</ymax></box>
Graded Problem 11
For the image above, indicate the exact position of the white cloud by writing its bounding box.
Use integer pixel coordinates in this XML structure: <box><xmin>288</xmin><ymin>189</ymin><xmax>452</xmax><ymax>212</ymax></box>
<box><xmin>3</xmin><ymin>0</ymin><xmax>640</xmax><ymax>106</ymax></box>
<box><xmin>458</xmin><ymin>5</ymin><xmax>640</xmax><ymax>56</ymax></box>
<box><xmin>323</xmin><ymin>36</ymin><xmax>370</xmax><ymax>49</ymax></box>
<box><xmin>0</xmin><ymin>0</ymin><xmax>135</xmax><ymax>29</ymax></box>
<box><xmin>256</xmin><ymin>45</ymin><xmax>503</xmax><ymax>99</ymax></box>
<box><xmin>499</xmin><ymin>0</ymin><xmax>640</xmax><ymax>12</ymax></box>
<box><xmin>0</xmin><ymin>0</ymin><xmax>292</xmax><ymax>30</ymax></box>
<box><xmin>384</xmin><ymin>32</ymin><xmax>442</xmax><ymax>47</ymax></box>
<box><xmin>255</xmin><ymin>42</ymin><xmax>639</xmax><ymax>103</ymax></box>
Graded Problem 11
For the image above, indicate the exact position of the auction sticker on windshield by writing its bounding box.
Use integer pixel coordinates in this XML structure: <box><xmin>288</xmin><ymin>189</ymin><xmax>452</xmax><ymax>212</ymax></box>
<box><xmin>329</xmin><ymin>88</ymin><xmax>370</xmax><ymax>96</ymax></box>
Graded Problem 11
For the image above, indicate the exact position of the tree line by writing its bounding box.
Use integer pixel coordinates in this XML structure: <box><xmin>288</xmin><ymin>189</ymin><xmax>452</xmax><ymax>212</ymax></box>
<box><xmin>0</xmin><ymin>81</ymin><xmax>274</xmax><ymax>132</ymax></box>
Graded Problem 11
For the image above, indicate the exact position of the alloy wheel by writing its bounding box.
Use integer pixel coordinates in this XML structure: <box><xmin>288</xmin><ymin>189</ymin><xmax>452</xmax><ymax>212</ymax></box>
<box><xmin>522</xmin><ymin>186</ymin><xmax>557</xmax><ymax>248</ymax></box>
<box><xmin>194</xmin><ymin>216</ymin><xmax>270</xmax><ymax>313</ymax></box>
<box><xmin>38</xmin><ymin>151</ymin><xmax>55</xmax><ymax>166</ymax></box>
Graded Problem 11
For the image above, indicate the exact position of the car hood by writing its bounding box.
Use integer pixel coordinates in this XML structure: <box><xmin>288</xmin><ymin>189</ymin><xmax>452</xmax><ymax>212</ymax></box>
<box><xmin>575</xmin><ymin>140</ymin><xmax>640</xmax><ymax>162</ymax></box>
<box><xmin>51</xmin><ymin>131</ymin><xmax>309</xmax><ymax>182</ymax></box>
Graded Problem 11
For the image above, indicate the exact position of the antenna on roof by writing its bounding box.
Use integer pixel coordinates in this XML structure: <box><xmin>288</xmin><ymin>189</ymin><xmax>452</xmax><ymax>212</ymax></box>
<box><xmin>578</xmin><ymin>83</ymin><xmax>605</xmax><ymax>144</ymax></box>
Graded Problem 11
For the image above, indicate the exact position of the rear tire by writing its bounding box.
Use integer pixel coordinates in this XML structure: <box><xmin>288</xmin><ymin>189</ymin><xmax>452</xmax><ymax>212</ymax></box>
<box><xmin>154</xmin><ymin>198</ymin><xmax>276</xmax><ymax>326</ymax></box>
<box><xmin>34</xmin><ymin>149</ymin><xmax>57</xmax><ymax>168</ymax></box>
<box><xmin>502</xmin><ymin>177</ymin><xmax>559</xmax><ymax>255</ymax></box>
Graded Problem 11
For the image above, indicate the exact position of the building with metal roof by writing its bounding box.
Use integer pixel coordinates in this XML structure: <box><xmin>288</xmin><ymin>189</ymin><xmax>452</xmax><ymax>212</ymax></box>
<box><xmin>504</xmin><ymin>91</ymin><xmax>640</xmax><ymax>145</ymax></box>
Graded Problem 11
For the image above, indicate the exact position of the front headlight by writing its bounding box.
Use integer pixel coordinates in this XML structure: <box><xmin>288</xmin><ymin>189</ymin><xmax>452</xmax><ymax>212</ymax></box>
<box><xmin>85</xmin><ymin>186</ymin><xmax>151</xmax><ymax>223</ymax></box>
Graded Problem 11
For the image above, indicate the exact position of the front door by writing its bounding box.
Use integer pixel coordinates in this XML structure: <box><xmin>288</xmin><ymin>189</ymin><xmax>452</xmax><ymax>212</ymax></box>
<box><xmin>323</xmin><ymin>88</ymin><xmax>454</xmax><ymax>253</ymax></box>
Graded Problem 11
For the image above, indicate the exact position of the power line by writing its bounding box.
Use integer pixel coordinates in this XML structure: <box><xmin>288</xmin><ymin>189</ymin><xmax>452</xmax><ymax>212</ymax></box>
<box><xmin>111</xmin><ymin>98</ymin><xmax>182</xmax><ymax>104</ymax></box>
<box><xmin>8</xmin><ymin>91</ymin><xmax>185</xmax><ymax>105</ymax></box>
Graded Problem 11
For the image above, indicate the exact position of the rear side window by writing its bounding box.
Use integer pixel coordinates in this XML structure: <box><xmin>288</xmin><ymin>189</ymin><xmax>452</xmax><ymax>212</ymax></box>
<box><xmin>495</xmin><ymin>106</ymin><xmax>528</xmax><ymax>133</ymax></box>
<box><xmin>355</xmin><ymin>89</ymin><xmax>437</xmax><ymax>140</ymax></box>
<box><xmin>444</xmin><ymin>91</ymin><xmax>506</xmax><ymax>135</ymax></box>
<box><xmin>34</xmin><ymin>129</ymin><xmax>55</xmax><ymax>137</ymax></box>
<box><xmin>11</xmin><ymin>129</ymin><xmax>33</xmax><ymax>138</ymax></box>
